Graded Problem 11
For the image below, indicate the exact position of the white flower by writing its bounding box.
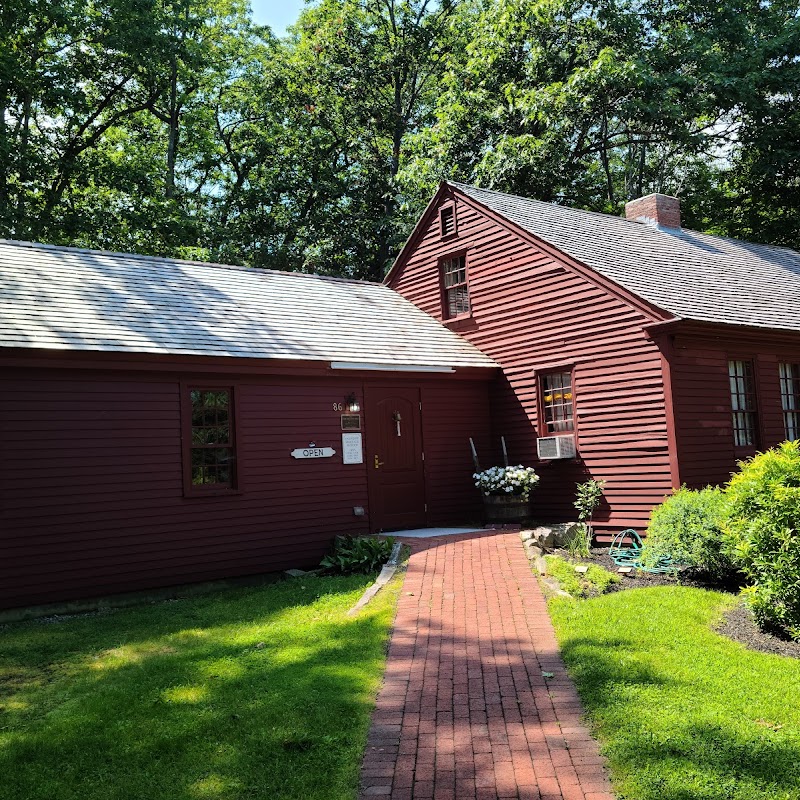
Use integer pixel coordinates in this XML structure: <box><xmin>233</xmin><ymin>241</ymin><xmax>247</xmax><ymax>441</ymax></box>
<box><xmin>473</xmin><ymin>464</ymin><xmax>540</xmax><ymax>499</ymax></box>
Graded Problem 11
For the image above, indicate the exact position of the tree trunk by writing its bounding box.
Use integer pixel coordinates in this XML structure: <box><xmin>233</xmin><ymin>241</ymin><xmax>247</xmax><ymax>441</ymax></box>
<box><xmin>166</xmin><ymin>55</ymin><xmax>179</xmax><ymax>200</ymax></box>
<box><xmin>16</xmin><ymin>92</ymin><xmax>31</xmax><ymax>237</ymax></box>
<box><xmin>0</xmin><ymin>95</ymin><xmax>8</xmax><ymax>223</ymax></box>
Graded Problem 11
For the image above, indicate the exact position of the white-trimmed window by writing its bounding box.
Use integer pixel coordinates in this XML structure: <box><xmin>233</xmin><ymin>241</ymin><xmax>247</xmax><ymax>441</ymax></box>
<box><xmin>779</xmin><ymin>362</ymin><xmax>800</xmax><ymax>441</ymax></box>
<box><xmin>728</xmin><ymin>360</ymin><xmax>758</xmax><ymax>447</ymax></box>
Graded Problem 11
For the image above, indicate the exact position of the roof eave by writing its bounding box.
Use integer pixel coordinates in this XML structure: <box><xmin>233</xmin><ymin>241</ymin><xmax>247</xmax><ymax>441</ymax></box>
<box><xmin>645</xmin><ymin>317</ymin><xmax>800</xmax><ymax>342</ymax></box>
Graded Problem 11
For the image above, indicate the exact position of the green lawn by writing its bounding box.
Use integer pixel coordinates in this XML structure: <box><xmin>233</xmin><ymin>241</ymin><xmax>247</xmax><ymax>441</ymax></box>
<box><xmin>544</xmin><ymin>554</ymin><xmax>620</xmax><ymax>597</ymax></box>
<box><xmin>550</xmin><ymin>586</ymin><xmax>800</xmax><ymax>800</ymax></box>
<box><xmin>0</xmin><ymin>574</ymin><xmax>400</xmax><ymax>800</ymax></box>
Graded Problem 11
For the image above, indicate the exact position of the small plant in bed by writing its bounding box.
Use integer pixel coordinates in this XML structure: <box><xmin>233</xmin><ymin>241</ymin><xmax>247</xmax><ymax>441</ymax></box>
<box><xmin>545</xmin><ymin>554</ymin><xmax>620</xmax><ymax>598</ymax></box>
<box><xmin>569</xmin><ymin>479</ymin><xmax>606</xmax><ymax>557</ymax></box>
<box><xmin>320</xmin><ymin>535</ymin><xmax>395</xmax><ymax>574</ymax></box>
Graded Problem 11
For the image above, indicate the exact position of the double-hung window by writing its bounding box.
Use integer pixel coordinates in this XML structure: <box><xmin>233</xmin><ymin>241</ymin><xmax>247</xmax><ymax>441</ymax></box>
<box><xmin>728</xmin><ymin>360</ymin><xmax>758</xmax><ymax>448</ymax></box>
<box><xmin>779</xmin><ymin>362</ymin><xmax>800</xmax><ymax>441</ymax></box>
<box><xmin>441</xmin><ymin>255</ymin><xmax>469</xmax><ymax>318</ymax></box>
<box><xmin>540</xmin><ymin>372</ymin><xmax>575</xmax><ymax>433</ymax></box>
<box><xmin>186</xmin><ymin>388</ymin><xmax>236</xmax><ymax>490</ymax></box>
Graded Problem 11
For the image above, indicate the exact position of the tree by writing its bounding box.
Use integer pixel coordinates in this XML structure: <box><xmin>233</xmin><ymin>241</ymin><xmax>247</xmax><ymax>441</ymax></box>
<box><xmin>3</xmin><ymin>0</ymin><xmax>800</xmax><ymax>275</ymax></box>
<box><xmin>275</xmin><ymin>0</ymin><xmax>459</xmax><ymax>279</ymax></box>
<box><xmin>401</xmin><ymin>0</ymin><xmax>800</xmax><ymax>236</ymax></box>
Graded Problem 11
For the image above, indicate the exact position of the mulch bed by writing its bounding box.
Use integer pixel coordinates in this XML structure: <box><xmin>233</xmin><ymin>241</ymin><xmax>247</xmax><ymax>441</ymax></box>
<box><xmin>715</xmin><ymin>603</ymin><xmax>800</xmax><ymax>659</ymax></box>
<box><xmin>552</xmin><ymin>546</ymin><xmax>800</xmax><ymax>658</ymax></box>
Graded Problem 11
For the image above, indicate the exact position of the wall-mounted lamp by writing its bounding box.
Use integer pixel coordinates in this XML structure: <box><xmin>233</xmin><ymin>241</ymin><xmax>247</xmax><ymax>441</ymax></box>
<box><xmin>345</xmin><ymin>392</ymin><xmax>361</xmax><ymax>413</ymax></box>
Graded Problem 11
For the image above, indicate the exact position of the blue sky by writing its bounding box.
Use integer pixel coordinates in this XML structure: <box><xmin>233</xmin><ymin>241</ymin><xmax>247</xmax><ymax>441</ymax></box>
<box><xmin>249</xmin><ymin>0</ymin><xmax>307</xmax><ymax>33</ymax></box>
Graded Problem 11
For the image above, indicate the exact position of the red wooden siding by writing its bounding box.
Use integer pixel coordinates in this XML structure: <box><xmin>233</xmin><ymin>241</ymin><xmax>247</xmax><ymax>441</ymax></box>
<box><xmin>667</xmin><ymin>324</ymin><xmax>800</xmax><ymax>487</ymax></box>
<box><xmin>0</xmin><ymin>363</ymin><xmax>491</xmax><ymax>609</ymax></box>
<box><xmin>389</xmin><ymin>190</ymin><xmax>676</xmax><ymax>532</ymax></box>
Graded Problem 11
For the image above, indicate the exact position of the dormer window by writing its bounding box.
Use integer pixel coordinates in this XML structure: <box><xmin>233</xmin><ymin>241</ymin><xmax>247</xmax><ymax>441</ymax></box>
<box><xmin>441</xmin><ymin>254</ymin><xmax>469</xmax><ymax>318</ymax></box>
<box><xmin>440</xmin><ymin>204</ymin><xmax>456</xmax><ymax>238</ymax></box>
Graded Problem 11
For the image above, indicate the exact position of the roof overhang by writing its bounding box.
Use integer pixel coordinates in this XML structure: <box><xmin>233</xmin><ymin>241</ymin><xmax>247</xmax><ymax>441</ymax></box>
<box><xmin>330</xmin><ymin>361</ymin><xmax>455</xmax><ymax>373</ymax></box>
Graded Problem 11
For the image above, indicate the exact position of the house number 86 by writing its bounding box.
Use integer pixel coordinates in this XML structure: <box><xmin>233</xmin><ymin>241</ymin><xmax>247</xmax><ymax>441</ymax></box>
<box><xmin>332</xmin><ymin>402</ymin><xmax>343</xmax><ymax>411</ymax></box>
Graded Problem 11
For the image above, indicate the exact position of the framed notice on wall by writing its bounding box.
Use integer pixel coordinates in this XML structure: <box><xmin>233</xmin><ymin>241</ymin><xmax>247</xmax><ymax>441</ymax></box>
<box><xmin>342</xmin><ymin>432</ymin><xmax>363</xmax><ymax>464</ymax></box>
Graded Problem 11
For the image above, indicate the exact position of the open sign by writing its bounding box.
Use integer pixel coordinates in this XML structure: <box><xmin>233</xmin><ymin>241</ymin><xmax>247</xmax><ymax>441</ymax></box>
<box><xmin>291</xmin><ymin>447</ymin><xmax>336</xmax><ymax>459</ymax></box>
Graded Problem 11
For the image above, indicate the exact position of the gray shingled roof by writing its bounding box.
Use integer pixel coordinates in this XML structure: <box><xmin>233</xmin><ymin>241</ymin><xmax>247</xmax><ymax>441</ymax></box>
<box><xmin>452</xmin><ymin>182</ymin><xmax>800</xmax><ymax>332</ymax></box>
<box><xmin>0</xmin><ymin>240</ymin><xmax>496</xmax><ymax>368</ymax></box>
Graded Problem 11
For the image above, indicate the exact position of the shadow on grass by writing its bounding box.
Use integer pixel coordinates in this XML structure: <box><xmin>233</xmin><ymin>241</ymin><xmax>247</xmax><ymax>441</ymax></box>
<box><xmin>0</xmin><ymin>574</ymin><xmax>392</xmax><ymax>800</ymax></box>
<box><xmin>556</xmin><ymin>599</ymin><xmax>800</xmax><ymax>800</ymax></box>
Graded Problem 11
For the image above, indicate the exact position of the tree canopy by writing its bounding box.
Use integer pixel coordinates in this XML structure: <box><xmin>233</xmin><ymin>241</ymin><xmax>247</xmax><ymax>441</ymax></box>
<box><xmin>2</xmin><ymin>0</ymin><xmax>799</xmax><ymax>278</ymax></box>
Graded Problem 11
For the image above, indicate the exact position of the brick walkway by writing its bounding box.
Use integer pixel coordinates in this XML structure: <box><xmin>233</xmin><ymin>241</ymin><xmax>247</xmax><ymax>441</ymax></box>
<box><xmin>359</xmin><ymin>531</ymin><xmax>614</xmax><ymax>800</ymax></box>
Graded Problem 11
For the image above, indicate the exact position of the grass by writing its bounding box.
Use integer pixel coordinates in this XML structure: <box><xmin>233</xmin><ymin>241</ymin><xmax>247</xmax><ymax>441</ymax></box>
<box><xmin>0</xmin><ymin>573</ymin><xmax>400</xmax><ymax>800</ymax></box>
<box><xmin>549</xmin><ymin>586</ymin><xmax>800</xmax><ymax>800</ymax></box>
<box><xmin>544</xmin><ymin>554</ymin><xmax>621</xmax><ymax>597</ymax></box>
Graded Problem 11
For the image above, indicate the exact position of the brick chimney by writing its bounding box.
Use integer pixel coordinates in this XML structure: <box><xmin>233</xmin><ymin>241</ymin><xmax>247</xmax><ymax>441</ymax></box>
<box><xmin>624</xmin><ymin>193</ymin><xmax>681</xmax><ymax>229</ymax></box>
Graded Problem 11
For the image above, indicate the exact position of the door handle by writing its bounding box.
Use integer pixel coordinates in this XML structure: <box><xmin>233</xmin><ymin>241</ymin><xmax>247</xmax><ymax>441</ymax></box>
<box><xmin>374</xmin><ymin>455</ymin><xmax>385</xmax><ymax>469</ymax></box>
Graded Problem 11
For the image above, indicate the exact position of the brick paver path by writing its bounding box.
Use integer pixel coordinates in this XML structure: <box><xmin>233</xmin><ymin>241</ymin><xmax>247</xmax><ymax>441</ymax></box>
<box><xmin>359</xmin><ymin>531</ymin><xmax>614</xmax><ymax>800</ymax></box>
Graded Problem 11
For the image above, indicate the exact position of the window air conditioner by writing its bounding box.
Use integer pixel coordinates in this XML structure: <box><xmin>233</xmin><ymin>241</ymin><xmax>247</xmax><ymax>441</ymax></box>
<box><xmin>536</xmin><ymin>435</ymin><xmax>576</xmax><ymax>460</ymax></box>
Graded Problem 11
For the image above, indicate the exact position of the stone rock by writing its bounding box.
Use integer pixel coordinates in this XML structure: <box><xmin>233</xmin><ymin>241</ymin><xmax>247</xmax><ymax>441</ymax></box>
<box><xmin>519</xmin><ymin>529</ymin><xmax>536</xmax><ymax>543</ymax></box>
<box><xmin>568</xmin><ymin>521</ymin><xmax>586</xmax><ymax>541</ymax></box>
<box><xmin>535</xmin><ymin>556</ymin><xmax>548</xmax><ymax>576</ymax></box>
<box><xmin>284</xmin><ymin>569</ymin><xmax>308</xmax><ymax>578</ymax></box>
<box><xmin>541</xmin><ymin>576</ymin><xmax>571</xmax><ymax>598</ymax></box>
<box><xmin>531</xmin><ymin>526</ymin><xmax>555</xmax><ymax>549</ymax></box>
<box><xmin>552</xmin><ymin>522</ymin><xmax>584</xmax><ymax>548</ymax></box>
<box><xmin>523</xmin><ymin>540</ymin><xmax>543</xmax><ymax>561</ymax></box>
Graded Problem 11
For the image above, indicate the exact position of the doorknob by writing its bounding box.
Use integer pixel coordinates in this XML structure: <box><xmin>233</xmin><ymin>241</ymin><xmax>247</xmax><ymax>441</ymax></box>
<box><xmin>374</xmin><ymin>455</ymin><xmax>385</xmax><ymax>469</ymax></box>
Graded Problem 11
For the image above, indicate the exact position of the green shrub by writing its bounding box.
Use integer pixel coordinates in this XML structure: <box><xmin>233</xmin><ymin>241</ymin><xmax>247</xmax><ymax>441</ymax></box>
<box><xmin>724</xmin><ymin>440</ymin><xmax>800</xmax><ymax>638</ymax></box>
<box><xmin>320</xmin><ymin>535</ymin><xmax>396</xmax><ymax>574</ymax></box>
<box><xmin>544</xmin><ymin>555</ymin><xmax>620</xmax><ymax>598</ymax></box>
<box><xmin>642</xmin><ymin>485</ymin><xmax>732</xmax><ymax>576</ymax></box>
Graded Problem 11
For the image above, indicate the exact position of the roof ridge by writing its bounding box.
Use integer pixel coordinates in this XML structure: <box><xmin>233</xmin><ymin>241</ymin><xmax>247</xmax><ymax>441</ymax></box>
<box><xmin>447</xmin><ymin>181</ymin><xmax>642</xmax><ymax>227</ymax></box>
<box><xmin>0</xmin><ymin>238</ymin><xmax>384</xmax><ymax>289</ymax></box>
<box><xmin>448</xmin><ymin>181</ymin><xmax>800</xmax><ymax>255</ymax></box>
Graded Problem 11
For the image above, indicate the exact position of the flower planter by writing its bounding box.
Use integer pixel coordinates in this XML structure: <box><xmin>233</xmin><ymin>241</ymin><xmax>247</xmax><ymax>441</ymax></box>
<box><xmin>482</xmin><ymin>493</ymin><xmax>530</xmax><ymax>523</ymax></box>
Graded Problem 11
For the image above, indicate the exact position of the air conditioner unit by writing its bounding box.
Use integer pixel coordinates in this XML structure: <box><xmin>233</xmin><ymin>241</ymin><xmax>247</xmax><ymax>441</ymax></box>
<box><xmin>537</xmin><ymin>435</ymin><xmax>576</xmax><ymax>460</ymax></box>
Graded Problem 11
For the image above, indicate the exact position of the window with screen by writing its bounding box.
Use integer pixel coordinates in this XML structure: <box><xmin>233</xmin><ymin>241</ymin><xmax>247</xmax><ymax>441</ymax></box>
<box><xmin>441</xmin><ymin>255</ymin><xmax>469</xmax><ymax>318</ymax></box>
<box><xmin>780</xmin><ymin>362</ymin><xmax>800</xmax><ymax>441</ymax></box>
<box><xmin>440</xmin><ymin>205</ymin><xmax>456</xmax><ymax>237</ymax></box>
<box><xmin>541</xmin><ymin>372</ymin><xmax>574</xmax><ymax>433</ymax></box>
<box><xmin>728</xmin><ymin>360</ymin><xmax>758</xmax><ymax>448</ymax></box>
<box><xmin>188</xmin><ymin>388</ymin><xmax>236</xmax><ymax>489</ymax></box>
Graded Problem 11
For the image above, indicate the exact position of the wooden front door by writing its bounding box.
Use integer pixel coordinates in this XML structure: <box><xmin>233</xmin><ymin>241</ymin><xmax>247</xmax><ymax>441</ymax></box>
<box><xmin>365</xmin><ymin>386</ymin><xmax>426</xmax><ymax>531</ymax></box>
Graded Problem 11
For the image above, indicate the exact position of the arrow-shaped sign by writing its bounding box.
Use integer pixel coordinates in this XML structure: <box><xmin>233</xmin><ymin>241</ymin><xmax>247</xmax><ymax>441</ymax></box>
<box><xmin>291</xmin><ymin>447</ymin><xmax>336</xmax><ymax>459</ymax></box>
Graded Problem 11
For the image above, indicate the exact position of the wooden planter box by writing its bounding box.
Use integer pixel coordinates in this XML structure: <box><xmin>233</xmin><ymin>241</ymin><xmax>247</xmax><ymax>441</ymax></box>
<box><xmin>482</xmin><ymin>494</ymin><xmax>530</xmax><ymax>523</ymax></box>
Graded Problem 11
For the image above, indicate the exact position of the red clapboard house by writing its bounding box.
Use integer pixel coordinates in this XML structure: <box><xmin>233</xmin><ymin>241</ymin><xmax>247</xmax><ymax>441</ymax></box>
<box><xmin>3</xmin><ymin>184</ymin><xmax>800</xmax><ymax>611</ymax></box>
<box><xmin>388</xmin><ymin>183</ymin><xmax>800</xmax><ymax>535</ymax></box>
<box><xmin>0</xmin><ymin>241</ymin><xmax>496</xmax><ymax>609</ymax></box>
